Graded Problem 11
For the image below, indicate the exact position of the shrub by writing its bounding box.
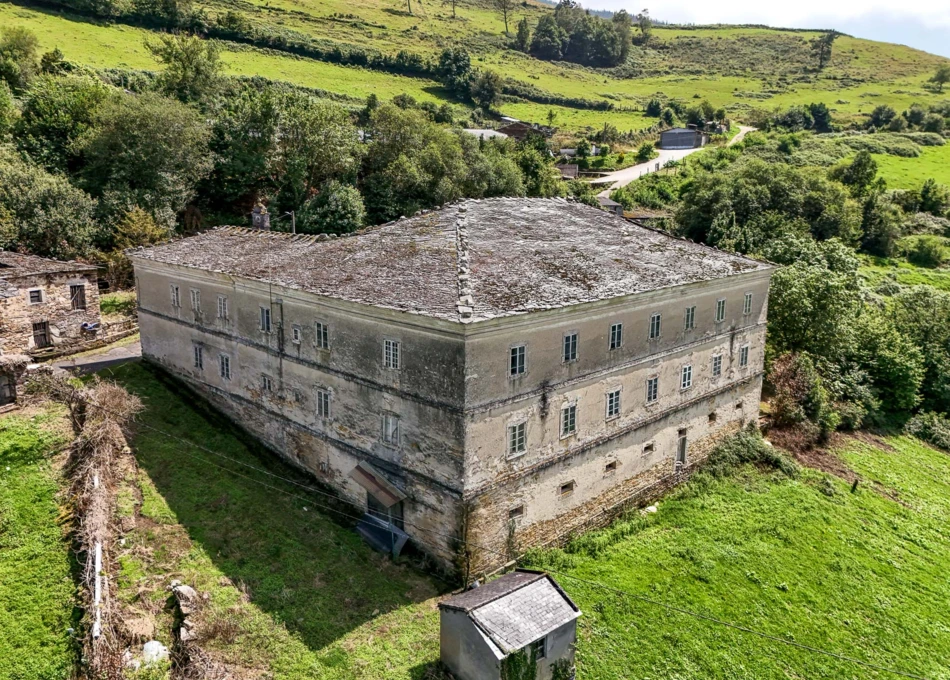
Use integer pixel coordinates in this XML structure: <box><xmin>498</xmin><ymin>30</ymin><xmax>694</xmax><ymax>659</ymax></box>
<box><xmin>904</xmin><ymin>235</ymin><xmax>947</xmax><ymax>268</ymax></box>
<box><xmin>769</xmin><ymin>353</ymin><xmax>839</xmax><ymax>440</ymax></box>
<box><xmin>704</xmin><ymin>423</ymin><xmax>797</xmax><ymax>478</ymax></box>
<box><xmin>905</xmin><ymin>411</ymin><xmax>950</xmax><ymax>451</ymax></box>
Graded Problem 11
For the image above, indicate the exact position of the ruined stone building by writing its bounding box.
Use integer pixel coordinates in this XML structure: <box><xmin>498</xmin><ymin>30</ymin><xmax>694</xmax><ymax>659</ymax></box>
<box><xmin>0</xmin><ymin>251</ymin><xmax>101</xmax><ymax>357</ymax></box>
<box><xmin>130</xmin><ymin>198</ymin><xmax>774</xmax><ymax>574</ymax></box>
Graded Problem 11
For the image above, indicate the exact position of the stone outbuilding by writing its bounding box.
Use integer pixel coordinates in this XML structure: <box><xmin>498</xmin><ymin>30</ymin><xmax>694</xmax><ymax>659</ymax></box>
<box><xmin>0</xmin><ymin>251</ymin><xmax>101</xmax><ymax>356</ymax></box>
<box><xmin>439</xmin><ymin>569</ymin><xmax>580</xmax><ymax>680</ymax></box>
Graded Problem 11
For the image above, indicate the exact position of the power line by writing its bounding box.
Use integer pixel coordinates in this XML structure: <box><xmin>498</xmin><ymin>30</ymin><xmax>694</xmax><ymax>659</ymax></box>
<box><xmin>84</xmin><ymin>400</ymin><xmax>930</xmax><ymax>680</ymax></box>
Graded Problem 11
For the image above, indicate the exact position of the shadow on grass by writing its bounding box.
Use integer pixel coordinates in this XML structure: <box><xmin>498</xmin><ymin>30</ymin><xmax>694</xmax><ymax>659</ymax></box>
<box><xmin>102</xmin><ymin>361</ymin><xmax>444</xmax><ymax>655</ymax></box>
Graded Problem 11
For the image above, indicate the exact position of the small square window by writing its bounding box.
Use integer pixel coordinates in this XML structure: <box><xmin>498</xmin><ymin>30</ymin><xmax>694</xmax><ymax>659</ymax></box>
<box><xmin>217</xmin><ymin>295</ymin><xmax>229</xmax><ymax>320</ymax></box>
<box><xmin>736</xmin><ymin>401</ymin><xmax>744</xmax><ymax>410</ymax></box>
<box><xmin>28</xmin><ymin>289</ymin><xmax>43</xmax><ymax>304</ymax></box>
<box><xmin>219</xmin><ymin>354</ymin><xmax>231</xmax><ymax>380</ymax></box>
<box><xmin>508</xmin><ymin>505</ymin><xmax>525</xmax><ymax>520</ymax></box>
<box><xmin>605</xmin><ymin>460</ymin><xmax>618</xmax><ymax>473</ymax></box>
<box><xmin>316</xmin><ymin>389</ymin><xmax>331</xmax><ymax>418</ymax></box>
<box><xmin>643</xmin><ymin>442</ymin><xmax>655</xmax><ymax>454</ymax></box>
<box><xmin>507</xmin><ymin>421</ymin><xmax>527</xmax><ymax>457</ymax></box>
<box><xmin>716</xmin><ymin>298</ymin><xmax>726</xmax><ymax>323</ymax></box>
<box><xmin>744</xmin><ymin>292</ymin><xmax>753</xmax><ymax>315</ymax></box>
<box><xmin>559</xmin><ymin>481</ymin><xmax>575</xmax><ymax>497</ymax></box>
<box><xmin>739</xmin><ymin>345</ymin><xmax>749</xmax><ymax>367</ymax></box>
<box><xmin>649</xmin><ymin>312</ymin><xmax>661</xmax><ymax>340</ymax></box>
<box><xmin>292</xmin><ymin>325</ymin><xmax>302</xmax><ymax>344</ymax></box>
<box><xmin>709</xmin><ymin>411</ymin><xmax>718</xmax><ymax>423</ymax></box>
<box><xmin>70</xmin><ymin>284</ymin><xmax>86</xmax><ymax>310</ymax></box>
<box><xmin>646</xmin><ymin>376</ymin><xmax>659</xmax><ymax>404</ymax></box>
<box><xmin>193</xmin><ymin>344</ymin><xmax>203</xmax><ymax>369</ymax></box>
<box><xmin>609</xmin><ymin>323</ymin><xmax>623</xmax><ymax>350</ymax></box>
<box><xmin>510</xmin><ymin>345</ymin><xmax>526</xmax><ymax>376</ymax></box>
<box><xmin>684</xmin><ymin>305</ymin><xmax>695</xmax><ymax>331</ymax></box>
<box><xmin>606</xmin><ymin>388</ymin><xmax>621</xmax><ymax>420</ymax></box>
<box><xmin>260</xmin><ymin>306</ymin><xmax>271</xmax><ymax>332</ymax></box>
<box><xmin>384</xmin><ymin>339</ymin><xmax>401</xmax><ymax>369</ymax></box>
<box><xmin>315</xmin><ymin>322</ymin><xmax>330</xmax><ymax>350</ymax></box>
<box><xmin>261</xmin><ymin>374</ymin><xmax>273</xmax><ymax>393</ymax></box>
<box><xmin>712</xmin><ymin>354</ymin><xmax>723</xmax><ymax>377</ymax></box>
<box><xmin>561</xmin><ymin>404</ymin><xmax>577</xmax><ymax>437</ymax></box>
<box><xmin>382</xmin><ymin>413</ymin><xmax>400</xmax><ymax>446</ymax></box>
<box><xmin>563</xmin><ymin>333</ymin><xmax>577</xmax><ymax>363</ymax></box>
<box><xmin>681</xmin><ymin>364</ymin><xmax>692</xmax><ymax>390</ymax></box>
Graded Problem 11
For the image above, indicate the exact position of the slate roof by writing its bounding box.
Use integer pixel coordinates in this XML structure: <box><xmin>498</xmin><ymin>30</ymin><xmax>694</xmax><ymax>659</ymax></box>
<box><xmin>440</xmin><ymin>570</ymin><xmax>580</xmax><ymax>654</ymax></box>
<box><xmin>130</xmin><ymin>198</ymin><xmax>771</xmax><ymax>324</ymax></box>
<box><xmin>0</xmin><ymin>251</ymin><xmax>97</xmax><ymax>278</ymax></box>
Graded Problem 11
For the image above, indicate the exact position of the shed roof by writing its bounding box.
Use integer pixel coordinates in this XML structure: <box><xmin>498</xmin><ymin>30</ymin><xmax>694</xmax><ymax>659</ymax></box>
<box><xmin>440</xmin><ymin>570</ymin><xmax>580</xmax><ymax>654</ymax></box>
<box><xmin>131</xmin><ymin>198</ymin><xmax>771</xmax><ymax>324</ymax></box>
<box><xmin>0</xmin><ymin>252</ymin><xmax>96</xmax><ymax>296</ymax></box>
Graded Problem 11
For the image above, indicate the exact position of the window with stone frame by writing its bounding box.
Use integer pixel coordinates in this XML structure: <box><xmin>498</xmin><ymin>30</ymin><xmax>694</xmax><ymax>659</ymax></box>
<box><xmin>193</xmin><ymin>344</ymin><xmax>203</xmax><ymax>369</ymax></box>
<box><xmin>563</xmin><ymin>332</ymin><xmax>577</xmax><ymax>363</ymax></box>
<box><xmin>316</xmin><ymin>389</ymin><xmax>331</xmax><ymax>418</ymax></box>
<box><xmin>646</xmin><ymin>376</ymin><xmax>659</xmax><ymax>403</ymax></box>
<box><xmin>28</xmin><ymin>289</ymin><xmax>43</xmax><ymax>304</ymax></box>
<box><xmin>712</xmin><ymin>354</ymin><xmax>723</xmax><ymax>377</ymax></box>
<box><xmin>744</xmin><ymin>292</ymin><xmax>753</xmax><ymax>315</ymax></box>
<box><xmin>384</xmin><ymin>339</ymin><xmax>401</xmax><ymax>369</ymax></box>
<box><xmin>561</xmin><ymin>404</ymin><xmax>577</xmax><ymax>437</ymax></box>
<box><xmin>715</xmin><ymin>298</ymin><xmax>726</xmax><ymax>323</ymax></box>
<box><xmin>315</xmin><ymin>322</ymin><xmax>330</xmax><ymax>349</ymax></box>
<box><xmin>260</xmin><ymin>306</ymin><xmax>271</xmax><ymax>332</ymax></box>
<box><xmin>681</xmin><ymin>364</ymin><xmax>693</xmax><ymax>390</ymax></box>
<box><xmin>684</xmin><ymin>305</ymin><xmax>695</xmax><ymax>331</ymax></box>
<box><xmin>507</xmin><ymin>421</ymin><xmax>527</xmax><ymax>458</ymax></box>
<box><xmin>70</xmin><ymin>284</ymin><xmax>86</xmax><ymax>310</ymax></box>
<box><xmin>649</xmin><ymin>312</ymin><xmax>661</xmax><ymax>339</ymax></box>
<box><xmin>190</xmin><ymin>288</ymin><xmax>201</xmax><ymax>313</ymax></box>
<box><xmin>382</xmin><ymin>412</ymin><xmax>400</xmax><ymax>446</ymax></box>
<box><xmin>170</xmin><ymin>284</ymin><xmax>180</xmax><ymax>308</ymax></box>
<box><xmin>739</xmin><ymin>344</ymin><xmax>750</xmax><ymax>367</ymax></box>
<box><xmin>609</xmin><ymin>322</ymin><xmax>623</xmax><ymax>350</ymax></box>
<box><xmin>606</xmin><ymin>388</ymin><xmax>621</xmax><ymax>420</ymax></box>
<box><xmin>217</xmin><ymin>295</ymin><xmax>229</xmax><ymax>320</ymax></box>
<box><xmin>219</xmin><ymin>354</ymin><xmax>231</xmax><ymax>380</ymax></box>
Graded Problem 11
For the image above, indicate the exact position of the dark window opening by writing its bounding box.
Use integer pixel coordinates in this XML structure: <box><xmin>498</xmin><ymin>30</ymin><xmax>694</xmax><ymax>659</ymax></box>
<box><xmin>709</xmin><ymin>412</ymin><xmax>717</xmax><ymax>423</ymax></box>
<box><xmin>367</xmin><ymin>494</ymin><xmax>404</xmax><ymax>530</ymax></box>
<box><xmin>559</xmin><ymin>481</ymin><xmax>575</xmax><ymax>496</ymax></box>
<box><xmin>32</xmin><ymin>321</ymin><xmax>50</xmax><ymax>348</ymax></box>
<box><xmin>0</xmin><ymin>375</ymin><xmax>15</xmax><ymax>406</ymax></box>
<box><xmin>508</xmin><ymin>505</ymin><xmax>524</xmax><ymax>520</ymax></box>
<box><xmin>29</xmin><ymin>290</ymin><xmax>43</xmax><ymax>304</ymax></box>
<box><xmin>605</xmin><ymin>460</ymin><xmax>618</xmax><ymax>473</ymax></box>
<box><xmin>70</xmin><ymin>284</ymin><xmax>86</xmax><ymax>310</ymax></box>
<box><xmin>643</xmin><ymin>442</ymin><xmax>655</xmax><ymax>454</ymax></box>
<box><xmin>530</xmin><ymin>637</ymin><xmax>546</xmax><ymax>660</ymax></box>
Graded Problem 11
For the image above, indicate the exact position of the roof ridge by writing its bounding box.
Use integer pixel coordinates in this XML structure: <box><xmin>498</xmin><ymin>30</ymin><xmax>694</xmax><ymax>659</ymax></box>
<box><xmin>455</xmin><ymin>202</ymin><xmax>474</xmax><ymax>322</ymax></box>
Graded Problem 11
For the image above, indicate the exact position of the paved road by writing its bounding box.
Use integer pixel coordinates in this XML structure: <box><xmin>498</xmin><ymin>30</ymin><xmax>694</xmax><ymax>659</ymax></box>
<box><xmin>593</xmin><ymin>125</ymin><xmax>756</xmax><ymax>198</ymax></box>
<box><xmin>52</xmin><ymin>340</ymin><xmax>142</xmax><ymax>376</ymax></box>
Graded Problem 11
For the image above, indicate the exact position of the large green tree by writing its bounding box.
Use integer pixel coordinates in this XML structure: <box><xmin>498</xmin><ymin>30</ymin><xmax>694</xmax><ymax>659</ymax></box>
<box><xmin>146</xmin><ymin>33</ymin><xmax>223</xmax><ymax>104</ymax></box>
<box><xmin>0</xmin><ymin>27</ymin><xmax>40</xmax><ymax>92</ymax></box>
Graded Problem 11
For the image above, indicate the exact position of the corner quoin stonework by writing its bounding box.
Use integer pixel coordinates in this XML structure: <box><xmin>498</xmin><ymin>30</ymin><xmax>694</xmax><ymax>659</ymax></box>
<box><xmin>130</xmin><ymin>198</ymin><xmax>774</xmax><ymax>576</ymax></box>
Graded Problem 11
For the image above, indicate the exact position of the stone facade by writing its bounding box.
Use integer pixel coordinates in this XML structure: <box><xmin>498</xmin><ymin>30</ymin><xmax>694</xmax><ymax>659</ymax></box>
<box><xmin>0</xmin><ymin>252</ymin><xmax>101</xmax><ymax>357</ymax></box>
<box><xmin>130</xmin><ymin>198</ymin><xmax>774</xmax><ymax>576</ymax></box>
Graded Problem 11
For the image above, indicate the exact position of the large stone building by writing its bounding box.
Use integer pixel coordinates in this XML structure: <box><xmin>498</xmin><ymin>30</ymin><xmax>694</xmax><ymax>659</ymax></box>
<box><xmin>130</xmin><ymin>198</ymin><xmax>773</xmax><ymax>575</ymax></box>
<box><xmin>0</xmin><ymin>251</ymin><xmax>101</xmax><ymax>356</ymax></box>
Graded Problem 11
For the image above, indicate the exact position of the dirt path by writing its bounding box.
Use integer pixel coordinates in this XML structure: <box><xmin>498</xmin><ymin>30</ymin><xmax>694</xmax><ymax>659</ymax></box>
<box><xmin>52</xmin><ymin>339</ymin><xmax>142</xmax><ymax>375</ymax></box>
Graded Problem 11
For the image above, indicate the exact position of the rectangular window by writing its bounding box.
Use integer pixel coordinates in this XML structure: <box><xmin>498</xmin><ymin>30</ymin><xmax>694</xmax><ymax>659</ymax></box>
<box><xmin>260</xmin><ymin>306</ymin><xmax>271</xmax><ymax>333</ymax></box>
<box><xmin>316</xmin><ymin>389</ymin><xmax>331</xmax><ymax>418</ymax></box>
<box><xmin>605</xmin><ymin>460</ymin><xmax>618</xmax><ymax>473</ymax></box>
<box><xmin>712</xmin><ymin>354</ymin><xmax>723</xmax><ymax>377</ymax></box>
<box><xmin>32</xmin><ymin>321</ymin><xmax>50</xmax><ymax>348</ymax></box>
<box><xmin>530</xmin><ymin>637</ymin><xmax>547</xmax><ymax>660</ymax></box>
<box><xmin>606</xmin><ymin>388</ymin><xmax>621</xmax><ymax>420</ymax></box>
<box><xmin>509</xmin><ymin>345</ymin><xmax>526</xmax><ymax>376</ymax></box>
<box><xmin>560</xmin><ymin>404</ymin><xmax>577</xmax><ymax>437</ymax></box>
<box><xmin>643</xmin><ymin>442</ymin><xmax>655</xmax><ymax>454</ymax></box>
<box><xmin>28</xmin><ymin>289</ymin><xmax>43</xmax><ymax>304</ymax></box>
<box><xmin>649</xmin><ymin>312</ymin><xmax>661</xmax><ymax>340</ymax></box>
<box><xmin>646</xmin><ymin>376</ymin><xmax>659</xmax><ymax>404</ymax></box>
<box><xmin>563</xmin><ymin>333</ymin><xmax>577</xmax><ymax>363</ymax></box>
<box><xmin>684</xmin><ymin>305</ymin><xmax>695</xmax><ymax>331</ymax></box>
<box><xmin>744</xmin><ymin>292</ymin><xmax>753</xmax><ymax>315</ymax></box>
<box><xmin>716</xmin><ymin>298</ymin><xmax>726</xmax><ymax>323</ymax></box>
<box><xmin>508</xmin><ymin>505</ymin><xmax>525</xmax><ymax>520</ymax></box>
<box><xmin>384</xmin><ymin>339</ymin><xmax>401</xmax><ymax>369</ymax></box>
<box><xmin>315</xmin><ymin>322</ymin><xmax>329</xmax><ymax>350</ymax></box>
<box><xmin>170</xmin><ymin>285</ymin><xmax>180</xmax><ymax>308</ymax></box>
<box><xmin>261</xmin><ymin>374</ymin><xmax>273</xmax><ymax>393</ymax></box>
<box><xmin>219</xmin><ymin>354</ymin><xmax>231</xmax><ymax>380</ymax></box>
<box><xmin>382</xmin><ymin>413</ymin><xmax>400</xmax><ymax>446</ymax></box>
<box><xmin>217</xmin><ymin>295</ymin><xmax>228</xmax><ymax>320</ymax></box>
<box><xmin>193</xmin><ymin>344</ymin><xmax>203</xmax><ymax>369</ymax></box>
<box><xmin>292</xmin><ymin>325</ymin><xmax>302</xmax><ymax>344</ymax></box>
<box><xmin>70</xmin><ymin>285</ymin><xmax>86</xmax><ymax>311</ymax></box>
<box><xmin>740</xmin><ymin>345</ymin><xmax>750</xmax><ymax>367</ymax></box>
<box><xmin>681</xmin><ymin>364</ymin><xmax>693</xmax><ymax>390</ymax></box>
<box><xmin>190</xmin><ymin>288</ymin><xmax>200</xmax><ymax>312</ymax></box>
<box><xmin>559</xmin><ymin>481</ymin><xmax>575</xmax><ymax>497</ymax></box>
<box><xmin>609</xmin><ymin>323</ymin><xmax>623</xmax><ymax>350</ymax></box>
<box><xmin>507</xmin><ymin>421</ymin><xmax>527</xmax><ymax>458</ymax></box>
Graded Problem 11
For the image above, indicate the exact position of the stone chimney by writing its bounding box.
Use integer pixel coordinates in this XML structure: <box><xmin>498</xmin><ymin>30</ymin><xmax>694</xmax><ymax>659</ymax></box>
<box><xmin>251</xmin><ymin>203</ymin><xmax>271</xmax><ymax>231</ymax></box>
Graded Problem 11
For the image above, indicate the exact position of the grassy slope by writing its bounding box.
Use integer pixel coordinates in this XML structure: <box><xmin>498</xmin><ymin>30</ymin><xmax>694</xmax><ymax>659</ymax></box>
<box><xmin>523</xmin><ymin>435</ymin><xmax>950</xmax><ymax>679</ymax></box>
<box><xmin>0</xmin><ymin>410</ymin><xmax>79</xmax><ymax>680</ymax></box>
<box><xmin>873</xmin><ymin>142</ymin><xmax>950</xmax><ymax>189</ymax></box>
<box><xmin>2</xmin><ymin>0</ymin><xmax>948</xmax><ymax>131</ymax></box>
<box><xmin>107</xmin><ymin>362</ymin><xmax>444</xmax><ymax>679</ymax></box>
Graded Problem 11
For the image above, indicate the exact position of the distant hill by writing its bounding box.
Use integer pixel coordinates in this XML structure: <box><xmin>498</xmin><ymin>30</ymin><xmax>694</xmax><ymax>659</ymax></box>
<box><xmin>1</xmin><ymin>0</ymin><xmax>947</xmax><ymax>132</ymax></box>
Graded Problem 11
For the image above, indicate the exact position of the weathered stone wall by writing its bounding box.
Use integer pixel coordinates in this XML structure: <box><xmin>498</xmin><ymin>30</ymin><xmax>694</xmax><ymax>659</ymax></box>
<box><xmin>0</xmin><ymin>270</ymin><xmax>100</xmax><ymax>355</ymax></box>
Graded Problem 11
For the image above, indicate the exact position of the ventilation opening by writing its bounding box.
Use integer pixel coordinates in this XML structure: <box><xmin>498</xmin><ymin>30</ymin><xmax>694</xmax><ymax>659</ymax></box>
<box><xmin>643</xmin><ymin>442</ymin><xmax>655</xmax><ymax>454</ymax></box>
<box><xmin>559</xmin><ymin>481</ymin><xmax>575</xmax><ymax>496</ymax></box>
<box><xmin>508</xmin><ymin>505</ymin><xmax>524</xmax><ymax>520</ymax></box>
<box><xmin>605</xmin><ymin>461</ymin><xmax>618</xmax><ymax>473</ymax></box>
<box><xmin>708</xmin><ymin>412</ymin><xmax>717</xmax><ymax>423</ymax></box>
<box><xmin>736</xmin><ymin>401</ymin><xmax>744</xmax><ymax>410</ymax></box>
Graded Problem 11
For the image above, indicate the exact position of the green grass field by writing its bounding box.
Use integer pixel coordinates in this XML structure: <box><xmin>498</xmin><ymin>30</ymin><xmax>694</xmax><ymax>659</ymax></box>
<box><xmin>524</xmin><ymin>435</ymin><xmax>950</xmax><ymax>679</ymax></box>
<box><xmin>874</xmin><ymin>142</ymin><xmax>950</xmax><ymax>190</ymax></box>
<box><xmin>0</xmin><ymin>409</ymin><xmax>79</xmax><ymax>680</ymax></box>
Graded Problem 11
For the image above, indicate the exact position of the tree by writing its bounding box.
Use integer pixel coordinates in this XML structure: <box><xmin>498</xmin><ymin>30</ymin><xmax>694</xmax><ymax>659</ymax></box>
<box><xmin>635</xmin><ymin>141</ymin><xmax>655</xmax><ymax>162</ymax></box>
<box><xmin>833</xmin><ymin>150</ymin><xmax>878</xmax><ymax>197</ymax></box>
<box><xmin>920</xmin><ymin>178</ymin><xmax>950</xmax><ymax>217</ymax></box>
<box><xmin>860</xmin><ymin>191</ymin><xmax>902</xmax><ymax>257</ymax></box>
<box><xmin>808</xmin><ymin>102</ymin><xmax>832</xmax><ymax>132</ymax></box>
<box><xmin>437</xmin><ymin>48</ymin><xmax>473</xmax><ymax>98</ymax></box>
<box><xmin>39</xmin><ymin>48</ymin><xmax>66</xmax><ymax>75</ymax></box>
<box><xmin>890</xmin><ymin>286</ymin><xmax>950</xmax><ymax>411</ymax></box>
<box><xmin>868</xmin><ymin>104</ymin><xmax>896</xmax><ymax>129</ymax></box>
<box><xmin>0</xmin><ymin>146</ymin><xmax>99</xmax><ymax>258</ymax></box>
<box><xmin>146</xmin><ymin>33</ymin><xmax>223</xmax><ymax>104</ymax></box>
<box><xmin>470</xmin><ymin>70</ymin><xmax>503</xmax><ymax>110</ymax></box>
<box><xmin>494</xmin><ymin>0</ymin><xmax>516</xmax><ymax>34</ymax></box>
<box><xmin>546</xmin><ymin>109</ymin><xmax>557</xmax><ymax>127</ymax></box>
<box><xmin>79</xmin><ymin>92</ymin><xmax>213</xmax><ymax>228</ymax></box>
<box><xmin>576</xmin><ymin>138</ymin><xmax>591</xmax><ymax>159</ymax></box>
<box><xmin>298</xmin><ymin>180</ymin><xmax>365</xmax><ymax>234</ymax></box>
<box><xmin>517</xmin><ymin>146</ymin><xmax>560</xmax><ymax>197</ymax></box>
<box><xmin>930</xmin><ymin>64</ymin><xmax>950</xmax><ymax>93</ymax></box>
<box><xmin>0</xmin><ymin>27</ymin><xmax>40</xmax><ymax>92</ymax></box>
<box><xmin>811</xmin><ymin>31</ymin><xmax>837</xmax><ymax>70</ymax></box>
<box><xmin>635</xmin><ymin>8</ymin><xmax>652</xmax><ymax>43</ymax></box>
<box><xmin>14</xmin><ymin>75</ymin><xmax>110</xmax><ymax>173</ymax></box>
<box><xmin>645</xmin><ymin>98</ymin><xmax>662</xmax><ymax>117</ymax></box>
<box><xmin>515</xmin><ymin>17</ymin><xmax>531</xmax><ymax>52</ymax></box>
<box><xmin>530</xmin><ymin>15</ymin><xmax>568</xmax><ymax>61</ymax></box>
<box><xmin>848</xmin><ymin>312</ymin><xmax>923</xmax><ymax>413</ymax></box>
<box><xmin>0</xmin><ymin>82</ymin><xmax>14</xmax><ymax>139</ymax></box>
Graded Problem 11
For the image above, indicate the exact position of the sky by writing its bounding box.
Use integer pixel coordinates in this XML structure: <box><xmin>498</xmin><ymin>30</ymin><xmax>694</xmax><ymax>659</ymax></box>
<box><xmin>594</xmin><ymin>0</ymin><xmax>950</xmax><ymax>58</ymax></box>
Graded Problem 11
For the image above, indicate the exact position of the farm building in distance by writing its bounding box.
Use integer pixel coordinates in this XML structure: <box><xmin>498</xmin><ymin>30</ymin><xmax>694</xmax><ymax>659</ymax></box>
<box><xmin>0</xmin><ymin>251</ymin><xmax>101</xmax><ymax>357</ymax></box>
<box><xmin>130</xmin><ymin>198</ymin><xmax>773</xmax><ymax>575</ymax></box>
<box><xmin>658</xmin><ymin>127</ymin><xmax>709</xmax><ymax>149</ymax></box>
<box><xmin>439</xmin><ymin>569</ymin><xmax>580</xmax><ymax>680</ymax></box>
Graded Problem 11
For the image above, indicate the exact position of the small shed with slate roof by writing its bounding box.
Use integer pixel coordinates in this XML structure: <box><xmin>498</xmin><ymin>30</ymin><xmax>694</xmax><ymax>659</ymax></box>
<box><xmin>439</xmin><ymin>569</ymin><xmax>580</xmax><ymax>680</ymax></box>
